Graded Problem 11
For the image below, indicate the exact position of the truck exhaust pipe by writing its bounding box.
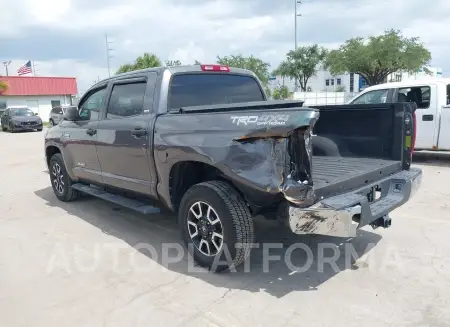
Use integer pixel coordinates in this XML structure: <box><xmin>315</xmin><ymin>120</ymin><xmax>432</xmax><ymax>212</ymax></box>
<box><xmin>370</xmin><ymin>215</ymin><xmax>392</xmax><ymax>229</ymax></box>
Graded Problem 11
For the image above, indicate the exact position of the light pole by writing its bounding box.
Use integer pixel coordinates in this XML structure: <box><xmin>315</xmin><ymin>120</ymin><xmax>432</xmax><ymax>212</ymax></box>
<box><xmin>2</xmin><ymin>60</ymin><xmax>11</xmax><ymax>76</ymax></box>
<box><xmin>105</xmin><ymin>33</ymin><xmax>114</xmax><ymax>77</ymax></box>
<box><xmin>294</xmin><ymin>1</ymin><xmax>302</xmax><ymax>91</ymax></box>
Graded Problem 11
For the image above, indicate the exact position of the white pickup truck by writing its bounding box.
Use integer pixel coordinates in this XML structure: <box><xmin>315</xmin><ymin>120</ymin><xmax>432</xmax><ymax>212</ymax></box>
<box><xmin>349</xmin><ymin>78</ymin><xmax>450</xmax><ymax>151</ymax></box>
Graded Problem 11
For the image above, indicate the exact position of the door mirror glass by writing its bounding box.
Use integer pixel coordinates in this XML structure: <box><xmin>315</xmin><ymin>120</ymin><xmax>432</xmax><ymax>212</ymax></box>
<box><xmin>64</xmin><ymin>106</ymin><xmax>83</xmax><ymax>121</ymax></box>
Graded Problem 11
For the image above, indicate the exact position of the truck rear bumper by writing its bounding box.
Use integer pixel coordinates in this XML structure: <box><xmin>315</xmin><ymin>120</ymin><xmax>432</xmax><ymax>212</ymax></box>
<box><xmin>286</xmin><ymin>168</ymin><xmax>422</xmax><ymax>237</ymax></box>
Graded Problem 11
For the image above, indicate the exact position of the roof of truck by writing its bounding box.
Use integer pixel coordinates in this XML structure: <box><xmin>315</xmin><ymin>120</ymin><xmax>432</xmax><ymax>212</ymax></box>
<box><xmin>364</xmin><ymin>78</ymin><xmax>450</xmax><ymax>91</ymax></box>
<box><xmin>95</xmin><ymin>65</ymin><xmax>255</xmax><ymax>86</ymax></box>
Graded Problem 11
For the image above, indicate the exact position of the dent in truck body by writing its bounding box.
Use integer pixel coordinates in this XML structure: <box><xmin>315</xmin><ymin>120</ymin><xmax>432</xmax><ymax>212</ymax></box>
<box><xmin>153</xmin><ymin>108</ymin><xmax>319</xmax><ymax>211</ymax></box>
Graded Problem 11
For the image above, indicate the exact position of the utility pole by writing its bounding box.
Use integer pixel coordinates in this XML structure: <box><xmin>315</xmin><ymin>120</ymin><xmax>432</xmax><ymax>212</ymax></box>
<box><xmin>32</xmin><ymin>61</ymin><xmax>39</xmax><ymax>76</ymax></box>
<box><xmin>294</xmin><ymin>0</ymin><xmax>302</xmax><ymax>91</ymax></box>
<box><xmin>105</xmin><ymin>33</ymin><xmax>114</xmax><ymax>77</ymax></box>
<box><xmin>2</xmin><ymin>60</ymin><xmax>11</xmax><ymax>76</ymax></box>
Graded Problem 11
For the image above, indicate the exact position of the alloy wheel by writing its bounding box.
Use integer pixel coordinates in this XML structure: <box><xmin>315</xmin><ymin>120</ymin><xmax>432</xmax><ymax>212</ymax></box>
<box><xmin>187</xmin><ymin>201</ymin><xmax>224</xmax><ymax>256</ymax></box>
<box><xmin>51</xmin><ymin>162</ymin><xmax>65</xmax><ymax>195</ymax></box>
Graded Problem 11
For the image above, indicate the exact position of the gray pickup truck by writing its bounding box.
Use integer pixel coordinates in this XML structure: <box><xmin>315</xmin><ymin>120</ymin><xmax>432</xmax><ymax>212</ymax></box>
<box><xmin>45</xmin><ymin>64</ymin><xmax>422</xmax><ymax>271</ymax></box>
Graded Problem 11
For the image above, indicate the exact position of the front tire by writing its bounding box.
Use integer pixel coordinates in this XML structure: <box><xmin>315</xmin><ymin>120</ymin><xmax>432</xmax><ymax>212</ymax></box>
<box><xmin>49</xmin><ymin>153</ymin><xmax>80</xmax><ymax>202</ymax></box>
<box><xmin>179</xmin><ymin>181</ymin><xmax>254</xmax><ymax>272</ymax></box>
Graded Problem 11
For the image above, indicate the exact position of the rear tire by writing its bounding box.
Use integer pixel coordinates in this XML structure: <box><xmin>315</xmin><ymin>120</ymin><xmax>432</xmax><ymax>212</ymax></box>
<box><xmin>178</xmin><ymin>181</ymin><xmax>254</xmax><ymax>272</ymax></box>
<box><xmin>49</xmin><ymin>153</ymin><xmax>80</xmax><ymax>202</ymax></box>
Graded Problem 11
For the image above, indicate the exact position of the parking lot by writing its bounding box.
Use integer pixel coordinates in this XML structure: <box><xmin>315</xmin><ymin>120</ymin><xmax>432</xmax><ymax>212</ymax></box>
<box><xmin>1</xmin><ymin>130</ymin><xmax>450</xmax><ymax>327</ymax></box>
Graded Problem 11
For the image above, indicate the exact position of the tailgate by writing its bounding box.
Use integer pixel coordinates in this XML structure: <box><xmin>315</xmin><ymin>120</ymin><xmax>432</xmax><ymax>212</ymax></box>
<box><xmin>310</xmin><ymin>103</ymin><xmax>417</xmax><ymax>198</ymax></box>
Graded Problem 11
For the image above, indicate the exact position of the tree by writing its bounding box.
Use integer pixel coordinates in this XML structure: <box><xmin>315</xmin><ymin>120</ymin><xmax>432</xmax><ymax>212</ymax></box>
<box><xmin>116</xmin><ymin>53</ymin><xmax>162</xmax><ymax>74</ymax></box>
<box><xmin>325</xmin><ymin>29</ymin><xmax>432</xmax><ymax>86</ymax></box>
<box><xmin>165</xmin><ymin>60</ymin><xmax>182</xmax><ymax>66</ymax></box>
<box><xmin>217</xmin><ymin>54</ymin><xmax>271</xmax><ymax>86</ymax></box>
<box><xmin>274</xmin><ymin>45</ymin><xmax>327</xmax><ymax>92</ymax></box>
<box><xmin>0</xmin><ymin>80</ymin><xmax>8</xmax><ymax>94</ymax></box>
<box><xmin>272</xmin><ymin>85</ymin><xmax>291</xmax><ymax>100</ymax></box>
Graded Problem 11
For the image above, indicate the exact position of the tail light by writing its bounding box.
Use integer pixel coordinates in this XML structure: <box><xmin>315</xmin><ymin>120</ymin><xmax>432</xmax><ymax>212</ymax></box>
<box><xmin>412</xmin><ymin>111</ymin><xmax>416</xmax><ymax>153</ymax></box>
<box><xmin>200</xmin><ymin>64</ymin><xmax>230</xmax><ymax>72</ymax></box>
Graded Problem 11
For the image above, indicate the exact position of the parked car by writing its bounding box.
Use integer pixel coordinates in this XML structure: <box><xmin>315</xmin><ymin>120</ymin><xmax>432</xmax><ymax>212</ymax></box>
<box><xmin>49</xmin><ymin>106</ymin><xmax>75</xmax><ymax>126</ymax></box>
<box><xmin>1</xmin><ymin>107</ymin><xmax>43</xmax><ymax>132</ymax></box>
<box><xmin>44</xmin><ymin>64</ymin><xmax>422</xmax><ymax>272</ymax></box>
<box><xmin>348</xmin><ymin>78</ymin><xmax>450</xmax><ymax>151</ymax></box>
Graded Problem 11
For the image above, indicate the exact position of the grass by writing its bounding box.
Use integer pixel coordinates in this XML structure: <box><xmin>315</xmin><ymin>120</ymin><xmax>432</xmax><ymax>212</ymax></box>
<box><xmin>43</xmin><ymin>122</ymin><xmax>52</xmax><ymax>128</ymax></box>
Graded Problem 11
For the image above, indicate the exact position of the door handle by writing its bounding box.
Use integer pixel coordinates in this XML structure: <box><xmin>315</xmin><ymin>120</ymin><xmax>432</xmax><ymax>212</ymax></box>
<box><xmin>422</xmin><ymin>115</ymin><xmax>434</xmax><ymax>121</ymax></box>
<box><xmin>131</xmin><ymin>127</ymin><xmax>147</xmax><ymax>138</ymax></box>
<box><xmin>86</xmin><ymin>128</ymin><xmax>97</xmax><ymax>136</ymax></box>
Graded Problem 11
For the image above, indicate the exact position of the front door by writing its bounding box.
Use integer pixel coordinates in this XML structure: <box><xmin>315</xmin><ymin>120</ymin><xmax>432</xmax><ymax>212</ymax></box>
<box><xmin>95</xmin><ymin>74</ymin><xmax>158</xmax><ymax>196</ymax></box>
<box><xmin>62</xmin><ymin>86</ymin><xmax>107</xmax><ymax>184</ymax></box>
<box><xmin>397</xmin><ymin>84</ymin><xmax>438</xmax><ymax>150</ymax></box>
<box><xmin>437</xmin><ymin>84</ymin><xmax>450</xmax><ymax>150</ymax></box>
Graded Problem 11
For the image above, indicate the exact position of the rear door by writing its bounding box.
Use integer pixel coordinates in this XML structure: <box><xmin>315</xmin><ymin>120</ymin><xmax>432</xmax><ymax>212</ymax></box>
<box><xmin>395</xmin><ymin>84</ymin><xmax>437</xmax><ymax>149</ymax></box>
<box><xmin>95</xmin><ymin>73</ymin><xmax>158</xmax><ymax>196</ymax></box>
<box><xmin>437</xmin><ymin>83</ymin><xmax>450</xmax><ymax>150</ymax></box>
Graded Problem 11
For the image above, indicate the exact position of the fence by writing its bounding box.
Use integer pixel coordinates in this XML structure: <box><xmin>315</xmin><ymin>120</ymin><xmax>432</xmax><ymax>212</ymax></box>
<box><xmin>292</xmin><ymin>92</ymin><xmax>359</xmax><ymax>105</ymax></box>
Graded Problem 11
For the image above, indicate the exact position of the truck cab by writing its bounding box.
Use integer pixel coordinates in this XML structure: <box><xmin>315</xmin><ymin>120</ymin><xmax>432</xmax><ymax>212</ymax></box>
<box><xmin>348</xmin><ymin>78</ymin><xmax>450</xmax><ymax>151</ymax></box>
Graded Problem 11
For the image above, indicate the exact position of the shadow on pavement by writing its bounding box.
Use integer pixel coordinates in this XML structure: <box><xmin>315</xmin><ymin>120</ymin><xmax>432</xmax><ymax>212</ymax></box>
<box><xmin>35</xmin><ymin>186</ymin><xmax>382</xmax><ymax>298</ymax></box>
<box><xmin>413</xmin><ymin>151</ymin><xmax>450</xmax><ymax>167</ymax></box>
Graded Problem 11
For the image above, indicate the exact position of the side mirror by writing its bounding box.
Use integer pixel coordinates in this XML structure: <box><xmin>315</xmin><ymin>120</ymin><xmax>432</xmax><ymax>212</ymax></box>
<box><xmin>34</xmin><ymin>112</ymin><xmax>38</xmax><ymax>116</ymax></box>
<box><xmin>64</xmin><ymin>106</ymin><xmax>82</xmax><ymax>121</ymax></box>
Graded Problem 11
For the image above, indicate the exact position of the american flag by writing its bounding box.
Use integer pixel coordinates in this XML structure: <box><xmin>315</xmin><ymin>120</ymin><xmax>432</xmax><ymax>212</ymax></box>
<box><xmin>17</xmin><ymin>60</ymin><xmax>32</xmax><ymax>75</ymax></box>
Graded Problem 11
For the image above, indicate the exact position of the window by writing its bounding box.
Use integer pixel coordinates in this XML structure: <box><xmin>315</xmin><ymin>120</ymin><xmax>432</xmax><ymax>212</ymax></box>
<box><xmin>52</xmin><ymin>107</ymin><xmax>63</xmax><ymax>114</ymax></box>
<box><xmin>337</xmin><ymin>78</ymin><xmax>341</xmax><ymax>86</ymax></box>
<box><xmin>331</xmin><ymin>79</ymin><xmax>334</xmax><ymax>86</ymax></box>
<box><xmin>107</xmin><ymin>82</ymin><xmax>146</xmax><ymax>118</ymax></box>
<box><xmin>447</xmin><ymin>84</ymin><xmax>450</xmax><ymax>105</ymax></box>
<box><xmin>352</xmin><ymin>89</ymin><xmax>389</xmax><ymax>104</ymax></box>
<box><xmin>325</xmin><ymin>79</ymin><xmax>329</xmax><ymax>86</ymax></box>
<box><xmin>0</xmin><ymin>99</ymin><xmax>6</xmax><ymax>110</ymax></box>
<box><xmin>398</xmin><ymin>86</ymin><xmax>430</xmax><ymax>109</ymax></box>
<box><xmin>79</xmin><ymin>87</ymin><xmax>106</xmax><ymax>120</ymax></box>
<box><xmin>350</xmin><ymin>73</ymin><xmax>354</xmax><ymax>92</ymax></box>
<box><xmin>11</xmin><ymin>108</ymin><xmax>35</xmax><ymax>116</ymax></box>
<box><xmin>51</xmin><ymin>100</ymin><xmax>61</xmax><ymax>108</ymax></box>
<box><xmin>168</xmin><ymin>74</ymin><xmax>264</xmax><ymax>109</ymax></box>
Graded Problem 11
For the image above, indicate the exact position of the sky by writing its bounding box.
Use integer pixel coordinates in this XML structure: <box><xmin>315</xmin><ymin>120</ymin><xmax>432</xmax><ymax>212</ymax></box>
<box><xmin>1</xmin><ymin>0</ymin><xmax>450</xmax><ymax>94</ymax></box>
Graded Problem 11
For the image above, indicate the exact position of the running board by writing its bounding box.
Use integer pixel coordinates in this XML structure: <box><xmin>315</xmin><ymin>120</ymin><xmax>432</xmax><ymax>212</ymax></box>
<box><xmin>71</xmin><ymin>183</ymin><xmax>160</xmax><ymax>214</ymax></box>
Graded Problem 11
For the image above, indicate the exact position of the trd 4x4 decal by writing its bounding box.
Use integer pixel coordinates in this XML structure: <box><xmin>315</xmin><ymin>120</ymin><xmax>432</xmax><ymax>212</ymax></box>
<box><xmin>230</xmin><ymin>115</ymin><xmax>289</xmax><ymax>126</ymax></box>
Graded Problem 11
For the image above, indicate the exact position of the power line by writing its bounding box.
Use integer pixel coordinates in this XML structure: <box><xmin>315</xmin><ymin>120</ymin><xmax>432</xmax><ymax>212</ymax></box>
<box><xmin>105</xmin><ymin>33</ymin><xmax>114</xmax><ymax>77</ymax></box>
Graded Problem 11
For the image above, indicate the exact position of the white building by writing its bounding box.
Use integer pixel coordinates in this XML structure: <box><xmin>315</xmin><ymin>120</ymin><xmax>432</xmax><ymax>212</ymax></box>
<box><xmin>269</xmin><ymin>66</ymin><xmax>443</xmax><ymax>95</ymax></box>
<box><xmin>0</xmin><ymin>76</ymin><xmax>77</xmax><ymax>121</ymax></box>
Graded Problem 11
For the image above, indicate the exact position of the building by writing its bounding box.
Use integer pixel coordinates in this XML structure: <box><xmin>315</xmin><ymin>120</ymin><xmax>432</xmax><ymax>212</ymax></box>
<box><xmin>0</xmin><ymin>76</ymin><xmax>77</xmax><ymax>121</ymax></box>
<box><xmin>269</xmin><ymin>66</ymin><xmax>443</xmax><ymax>95</ymax></box>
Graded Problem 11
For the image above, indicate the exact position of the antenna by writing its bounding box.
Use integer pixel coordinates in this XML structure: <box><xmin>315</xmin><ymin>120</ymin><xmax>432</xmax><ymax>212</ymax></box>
<box><xmin>105</xmin><ymin>33</ymin><xmax>114</xmax><ymax>77</ymax></box>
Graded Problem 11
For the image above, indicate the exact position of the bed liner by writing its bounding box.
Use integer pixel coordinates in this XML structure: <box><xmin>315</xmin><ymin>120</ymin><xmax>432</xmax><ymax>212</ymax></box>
<box><xmin>312</xmin><ymin>156</ymin><xmax>402</xmax><ymax>199</ymax></box>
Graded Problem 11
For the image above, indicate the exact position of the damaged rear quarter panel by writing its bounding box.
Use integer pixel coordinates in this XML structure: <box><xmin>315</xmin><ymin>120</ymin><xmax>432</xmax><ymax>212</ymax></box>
<box><xmin>153</xmin><ymin>108</ymin><xmax>319</xmax><ymax>210</ymax></box>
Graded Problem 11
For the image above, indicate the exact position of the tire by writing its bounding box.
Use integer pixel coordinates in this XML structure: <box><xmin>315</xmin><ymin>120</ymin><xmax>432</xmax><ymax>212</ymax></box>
<box><xmin>49</xmin><ymin>153</ymin><xmax>80</xmax><ymax>202</ymax></box>
<box><xmin>1</xmin><ymin>124</ymin><xmax>6</xmax><ymax>132</ymax></box>
<box><xmin>37</xmin><ymin>128</ymin><xmax>43</xmax><ymax>132</ymax></box>
<box><xmin>178</xmin><ymin>180</ymin><xmax>254</xmax><ymax>272</ymax></box>
<box><xmin>49</xmin><ymin>120</ymin><xmax>54</xmax><ymax>127</ymax></box>
<box><xmin>9</xmin><ymin>123</ymin><xmax>15</xmax><ymax>133</ymax></box>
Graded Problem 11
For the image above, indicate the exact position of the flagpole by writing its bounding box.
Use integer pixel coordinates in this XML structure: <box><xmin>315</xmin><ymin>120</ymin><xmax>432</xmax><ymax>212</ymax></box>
<box><xmin>32</xmin><ymin>60</ymin><xmax>36</xmax><ymax>76</ymax></box>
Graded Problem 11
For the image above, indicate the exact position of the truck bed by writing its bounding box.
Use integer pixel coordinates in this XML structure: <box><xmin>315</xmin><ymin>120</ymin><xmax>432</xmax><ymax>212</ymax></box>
<box><xmin>312</xmin><ymin>156</ymin><xmax>402</xmax><ymax>199</ymax></box>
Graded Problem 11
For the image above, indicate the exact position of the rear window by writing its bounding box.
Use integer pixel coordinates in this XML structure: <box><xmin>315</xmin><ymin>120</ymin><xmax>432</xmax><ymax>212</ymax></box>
<box><xmin>168</xmin><ymin>73</ymin><xmax>264</xmax><ymax>109</ymax></box>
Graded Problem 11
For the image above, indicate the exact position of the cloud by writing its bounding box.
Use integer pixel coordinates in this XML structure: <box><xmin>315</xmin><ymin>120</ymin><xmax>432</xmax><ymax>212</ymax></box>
<box><xmin>1</xmin><ymin>0</ymin><xmax>450</xmax><ymax>94</ymax></box>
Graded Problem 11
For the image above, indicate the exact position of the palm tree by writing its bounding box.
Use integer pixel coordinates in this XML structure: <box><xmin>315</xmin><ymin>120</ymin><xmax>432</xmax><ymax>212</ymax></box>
<box><xmin>0</xmin><ymin>80</ymin><xmax>8</xmax><ymax>94</ymax></box>
<box><xmin>116</xmin><ymin>53</ymin><xmax>162</xmax><ymax>74</ymax></box>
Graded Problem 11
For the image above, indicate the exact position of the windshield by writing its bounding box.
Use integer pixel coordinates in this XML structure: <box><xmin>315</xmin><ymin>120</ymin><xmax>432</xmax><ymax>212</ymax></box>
<box><xmin>11</xmin><ymin>108</ymin><xmax>34</xmax><ymax>116</ymax></box>
<box><xmin>168</xmin><ymin>73</ymin><xmax>265</xmax><ymax>109</ymax></box>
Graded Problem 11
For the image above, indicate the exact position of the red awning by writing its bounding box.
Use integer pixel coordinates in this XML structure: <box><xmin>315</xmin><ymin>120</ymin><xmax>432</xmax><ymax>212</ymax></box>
<box><xmin>0</xmin><ymin>76</ymin><xmax>77</xmax><ymax>96</ymax></box>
